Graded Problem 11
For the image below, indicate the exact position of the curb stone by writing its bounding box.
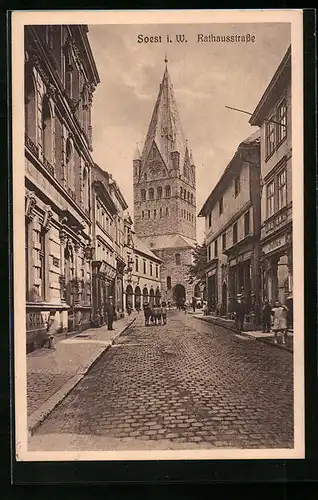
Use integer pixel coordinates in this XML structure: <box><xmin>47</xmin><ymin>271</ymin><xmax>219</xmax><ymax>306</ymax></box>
<box><xmin>194</xmin><ymin>315</ymin><xmax>293</xmax><ymax>353</ymax></box>
<box><xmin>28</xmin><ymin>317</ymin><xmax>136</xmax><ymax>437</ymax></box>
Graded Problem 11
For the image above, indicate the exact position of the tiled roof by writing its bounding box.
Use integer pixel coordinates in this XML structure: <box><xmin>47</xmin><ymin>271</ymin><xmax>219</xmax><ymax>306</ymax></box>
<box><xmin>132</xmin><ymin>234</ymin><xmax>163</xmax><ymax>261</ymax></box>
<box><xmin>140</xmin><ymin>234</ymin><xmax>196</xmax><ymax>251</ymax></box>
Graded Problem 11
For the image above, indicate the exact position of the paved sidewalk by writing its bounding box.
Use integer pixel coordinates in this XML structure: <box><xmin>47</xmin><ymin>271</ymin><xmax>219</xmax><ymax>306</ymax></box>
<box><xmin>194</xmin><ymin>314</ymin><xmax>293</xmax><ymax>352</ymax></box>
<box><xmin>27</xmin><ymin>312</ymin><xmax>138</xmax><ymax>435</ymax></box>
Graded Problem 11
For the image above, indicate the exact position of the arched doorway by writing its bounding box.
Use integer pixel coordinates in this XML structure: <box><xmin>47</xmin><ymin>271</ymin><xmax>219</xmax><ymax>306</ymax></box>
<box><xmin>126</xmin><ymin>284</ymin><xmax>133</xmax><ymax>309</ymax></box>
<box><xmin>135</xmin><ymin>286</ymin><xmax>141</xmax><ymax>310</ymax></box>
<box><xmin>194</xmin><ymin>283</ymin><xmax>201</xmax><ymax>298</ymax></box>
<box><xmin>143</xmin><ymin>287</ymin><xmax>148</xmax><ymax>305</ymax></box>
<box><xmin>173</xmin><ymin>284</ymin><xmax>186</xmax><ymax>306</ymax></box>
<box><xmin>149</xmin><ymin>288</ymin><xmax>155</xmax><ymax>306</ymax></box>
<box><xmin>222</xmin><ymin>281</ymin><xmax>228</xmax><ymax>316</ymax></box>
<box><xmin>155</xmin><ymin>288</ymin><xmax>161</xmax><ymax>306</ymax></box>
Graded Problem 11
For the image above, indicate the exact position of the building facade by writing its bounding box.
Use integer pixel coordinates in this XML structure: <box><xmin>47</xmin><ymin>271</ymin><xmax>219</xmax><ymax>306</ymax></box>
<box><xmin>24</xmin><ymin>25</ymin><xmax>100</xmax><ymax>351</ymax></box>
<box><xmin>249</xmin><ymin>46</ymin><xmax>293</xmax><ymax>325</ymax></box>
<box><xmin>91</xmin><ymin>164</ymin><xmax>118</xmax><ymax>325</ymax></box>
<box><xmin>123</xmin><ymin>216</ymin><xmax>162</xmax><ymax>310</ymax></box>
<box><xmin>133</xmin><ymin>59</ymin><xmax>198</xmax><ymax>304</ymax></box>
<box><xmin>198</xmin><ymin>132</ymin><xmax>261</xmax><ymax>323</ymax></box>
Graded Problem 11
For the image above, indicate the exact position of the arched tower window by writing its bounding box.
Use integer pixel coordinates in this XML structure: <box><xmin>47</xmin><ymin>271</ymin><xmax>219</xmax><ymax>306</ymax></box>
<box><xmin>42</xmin><ymin>95</ymin><xmax>53</xmax><ymax>163</ymax></box>
<box><xmin>157</xmin><ymin>187</ymin><xmax>162</xmax><ymax>199</ymax></box>
<box><xmin>191</xmin><ymin>193</ymin><xmax>194</xmax><ymax>204</ymax></box>
<box><xmin>180</xmin><ymin>187</ymin><xmax>183</xmax><ymax>198</ymax></box>
<box><xmin>187</xmin><ymin>191</ymin><xmax>190</xmax><ymax>202</ymax></box>
<box><xmin>165</xmin><ymin>185</ymin><xmax>171</xmax><ymax>198</ymax></box>
<box><xmin>66</xmin><ymin>137</ymin><xmax>75</xmax><ymax>191</ymax></box>
<box><xmin>175</xmin><ymin>253</ymin><xmax>181</xmax><ymax>265</ymax></box>
<box><xmin>141</xmin><ymin>189</ymin><xmax>146</xmax><ymax>201</ymax></box>
<box><xmin>24</xmin><ymin>64</ymin><xmax>37</xmax><ymax>143</ymax></box>
<box><xmin>167</xmin><ymin>276</ymin><xmax>172</xmax><ymax>290</ymax></box>
<box><xmin>149</xmin><ymin>188</ymin><xmax>154</xmax><ymax>200</ymax></box>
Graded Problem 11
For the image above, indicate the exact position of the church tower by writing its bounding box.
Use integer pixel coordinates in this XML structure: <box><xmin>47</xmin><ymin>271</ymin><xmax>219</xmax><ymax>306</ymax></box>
<box><xmin>133</xmin><ymin>58</ymin><xmax>197</xmax><ymax>304</ymax></box>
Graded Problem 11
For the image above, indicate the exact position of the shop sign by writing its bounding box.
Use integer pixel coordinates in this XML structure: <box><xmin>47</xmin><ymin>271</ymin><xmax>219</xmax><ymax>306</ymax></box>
<box><xmin>263</xmin><ymin>234</ymin><xmax>286</xmax><ymax>255</ymax></box>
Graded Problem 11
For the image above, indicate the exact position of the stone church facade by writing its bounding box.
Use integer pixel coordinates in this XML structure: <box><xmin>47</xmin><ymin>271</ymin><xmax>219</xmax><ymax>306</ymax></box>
<box><xmin>133</xmin><ymin>60</ymin><xmax>198</xmax><ymax>304</ymax></box>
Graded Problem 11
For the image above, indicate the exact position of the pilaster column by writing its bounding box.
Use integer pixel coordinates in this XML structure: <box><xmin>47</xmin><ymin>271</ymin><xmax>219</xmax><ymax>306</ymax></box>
<box><xmin>59</xmin><ymin>228</ymin><xmax>67</xmax><ymax>302</ymax></box>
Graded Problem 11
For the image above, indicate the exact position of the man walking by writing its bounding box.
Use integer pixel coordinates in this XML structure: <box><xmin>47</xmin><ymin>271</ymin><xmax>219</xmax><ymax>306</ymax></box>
<box><xmin>234</xmin><ymin>295</ymin><xmax>246</xmax><ymax>332</ymax></box>
<box><xmin>45</xmin><ymin>310</ymin><xmax>59</xmax><ymax>349</ymax></box>
<box><xmin>106</xmin><ymin>297</ymin><xmax>115</xmax><ymax>331</ymax></box>
<box><xmin>261</xmin><ymin>298</ymin><xmax>272</xmax><ymax>333</ymax></box>
<box><xmin>192</xmin><ymin>296</ymin><xmax>197</xmax><ymax>313</ymax></box>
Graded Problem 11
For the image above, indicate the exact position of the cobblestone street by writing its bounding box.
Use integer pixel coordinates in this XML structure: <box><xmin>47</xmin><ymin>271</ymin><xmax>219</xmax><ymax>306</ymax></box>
<box><xmin>31</xmin><ymin>311</ymin><xmax>294</xmax><ymax>450</ymax></box>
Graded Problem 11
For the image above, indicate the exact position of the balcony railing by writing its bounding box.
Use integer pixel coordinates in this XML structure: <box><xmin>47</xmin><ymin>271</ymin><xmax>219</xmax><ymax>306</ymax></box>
<box><xmin>25</xmin><ymin>134</ymin><xmax>39</xmax><ymax>158</ymax></box>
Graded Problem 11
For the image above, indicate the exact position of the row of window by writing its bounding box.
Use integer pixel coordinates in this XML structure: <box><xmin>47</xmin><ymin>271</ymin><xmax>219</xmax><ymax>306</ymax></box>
<box><xmin>96</xmin><ymin>202</ymin><xmax>113</xmax><ymax>235</ymax></box>
<box><xmin>25</xmin><ymin>74</ymin><xmax>90</xmax><ymax>208</ymax></box>
<box><xmin>141</xmin><ymin>208</ymin><xmax>169</xmax><ymax>219</ymax></box>
<box><xmin>135</xmin><ymin>256</ymin><xmax>159</xmax><ymax>278</ymax></box>
<box><xmin>207</xmin><ymin>211</ymin><xmax>250</xmax><ymax>260</ymax></box>
<box><xmin>140</xmin><ymin>186</ymin><xmax>195</xmax><ymax>204</ymax></box>
<box><xmin>266</xmin><ymin>168</ymin><xmax>287</xmax><ymax>218</ymax></box>
<box><xmin>141</xmin><ymin>186</ymin><xmax>170</xmax><ymax>201</ymax></box>
<box><xmin>265</xmin><ymin>98</ymin><xmax>287</xmax><ymax>159</ymax></box>
<box><xmin>181</xmin><ymin>209</ymin><xmax>195</xmax><ymax>222</ymax></box>
<box><xmin>208</xmin><ymin>177</ymin><xmax>242</xmax><ymax>228</ymax></box>
<box><xmin>96</xmin><ymin>243</ymin><xmax>114</xmax><ymax>264</ymax></box>
<box><xmin>25</xmin><ymin>220</ymin><xmax>90</xmax><ymax>304</ymax></box>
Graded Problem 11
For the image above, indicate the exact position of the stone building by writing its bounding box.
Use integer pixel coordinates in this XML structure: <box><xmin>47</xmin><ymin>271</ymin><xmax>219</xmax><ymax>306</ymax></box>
<box><xmin>249</xmin><ymin>45</ymin><xmax>293</xmax><ymax>325</ymax></box>
<box><xmin>133</xmin><ymin>59</ymin><xmax>197</xmax><ymax>305</ymax></box>
<box><xmin>91</xmin><ymin>164</ymin><xmax>118</xmax><ymax>325</ymax></box>
<box><xmin>24</xmin><ymin>25</ymin><xmax>99</xmax><ymax>350</ymax></box>
<box><xmin>123</xmin><ymin>215</ymin><xmax>162</xmax><ymax>310</ymax></box>
<box><xmin>198</xmin><ymin>132</ymin><xmax>261</xmax><ymax>323</ymax></box>
<box><xmin>108</xmin><ymin>176</ymin><xmax>128</xmax><ymax>318</ymax></box>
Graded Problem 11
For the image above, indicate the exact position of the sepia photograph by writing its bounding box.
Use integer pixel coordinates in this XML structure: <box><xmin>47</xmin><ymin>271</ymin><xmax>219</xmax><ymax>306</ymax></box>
<box><xmin>12</xmin><ymin>9</ymin><xmax>304</xmax><ymax>462</ymax></box>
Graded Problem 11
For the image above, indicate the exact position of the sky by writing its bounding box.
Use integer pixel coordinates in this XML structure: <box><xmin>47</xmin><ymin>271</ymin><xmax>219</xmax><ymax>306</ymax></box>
<box><xmin>87</xmin><ymin>23</ymin><xmax>291</xmax><ymax>242</ymax></box>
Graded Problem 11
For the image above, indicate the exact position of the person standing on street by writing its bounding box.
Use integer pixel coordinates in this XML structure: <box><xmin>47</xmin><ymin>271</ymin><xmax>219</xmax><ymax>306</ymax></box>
<box><xmin>271</xmin><ymin>300</ymin><xmax>289</xmax><ymax>344</ymax></box>
<box><xmin>143</xmin><ymin>302</ymin><xmax>151</xmax><ymax>326</ymax></box>
<box><xmin>192</xmin><ymin>296</ymin><xmax>197</xmax><ymax>313</ymax></box>
<box><xmin>234</xmin><ymin>295</ymin><xmax>246</xmax><ymax>332</ymax></box>
<box><xmin>45</xmin><ymin>310</ymin><xmax>59</xmax><ymax>349</ymax></box>
<box><xmin>261</xmin><ymin>298</ymin><xmax>272</xmax><ymax>333</ymax></box>
<box><xmin>161</xmin><ymin>301</ymin><xmax>167</xmax><ymax>325</ymax></box>
<box><xmin>106</xmin><ymin>297</ymin><xmax>115</xmax><ymax>331</ymax></box>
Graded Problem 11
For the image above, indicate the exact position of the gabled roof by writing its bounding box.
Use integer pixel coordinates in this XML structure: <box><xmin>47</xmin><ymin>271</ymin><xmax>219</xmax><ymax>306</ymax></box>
<box><xmin>140</xmin><ymin>234</ymin><xmax>196</xmax><ymax>251</ymax></box>
<box><xmin>249</xmin><ymin>45</ymin><xmax>291</xmax><ymax>126</ymax></box>
<box><xmin>132</xmin><ymin>234</ymin><xmax>163</xmax><ymax>262</ymax></box>
<box><xmin>198</xmin><ymin>131</ymin><xmax>260</xmax><ymax>217</ymax></box>
<box><xmin>141</xmin><ymin>63</ymin><xmax>188</xmax><ymax>170</ymax></box>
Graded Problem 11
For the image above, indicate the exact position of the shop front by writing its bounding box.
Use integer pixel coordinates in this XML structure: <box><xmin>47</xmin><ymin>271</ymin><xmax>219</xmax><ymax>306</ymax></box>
<box><xmin>261</xmin><ymin>229</ymin><xmax>293</xmax><ymax>327</ymax></box>
<box><xmin>206</xmin><ymin>260</ymin><xmax>218</xmax><ymax>313</ymax></box>
<box><xmin>224</xmin><ymin>236</ymin><xmax>260</xmax><ymax>324</ymax></box>
<box><xmin>92</xmin><ymin>260</ymin><xmax>117</xmax><ymax>326</ymax></box>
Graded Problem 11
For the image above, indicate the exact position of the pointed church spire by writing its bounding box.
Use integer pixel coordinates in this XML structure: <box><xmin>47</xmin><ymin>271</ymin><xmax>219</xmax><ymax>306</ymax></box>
<box><xmin>141</xmin><ymin>59</ymin><xmax>188</xmax><ymax>170</ymax></box>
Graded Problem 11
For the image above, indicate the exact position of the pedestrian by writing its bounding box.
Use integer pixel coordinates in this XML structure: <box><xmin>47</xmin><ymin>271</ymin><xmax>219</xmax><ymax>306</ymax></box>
<box><xmin>45</xmin><ymin>310</ymin><xmax>59</xmax><ymax>349</ymax></box>
<box><xmin>184</xmin><ymin>301</ymin><xmax>188</xmax><ymax>314</ymax></box>
<box><xmin>168</xmin><ymin>300</ymin><xmax>171</xmax><ymax>311</ymax></box>
<box><xmin>106</xmin><ymin>297</ymin><xmax>115</xmax><ymax>331</ymax></box>
<box><xmin>234</xmin><ymin>295</ymin><xmax>246</xmax><ymax>331</ymax></box>
<box><xmin>77</xmin><ymin>309</ymin><xmax>83</xmax><ymax>333</ymax></box>
<box><xmin>271</xmin><ymin>299</ymin><xmax>289</xmax><ymax>344</ymax></box>
<box><xmin>143</xmin><ymin>302</ymin><xmax>151</xmax><ymax>326</ymax></box>
<box><xmin>203</xmin><ymin>302</ymin><xmax>208</xmax><ymax>316</ymax></box>
<box><xmin>261</xmin><ymin>298</ymin><xmax>272</xmax><ymax>333</ymax></box>
<box><xmin>161</xmin><ymin>301</ymin><xmax>167</xmax><ymax>325</ymax></box>
<box><xmin>192</xmin><ymin>296</ymin><xmax>197</xmax><ymax>313</ymax></box>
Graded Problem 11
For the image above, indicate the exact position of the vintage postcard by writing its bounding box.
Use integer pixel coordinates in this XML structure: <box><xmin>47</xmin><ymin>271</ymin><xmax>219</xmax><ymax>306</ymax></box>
<box><xmin>12</xmin><ymin>9</ymin><xmax>304</xmax><ymax>462</ymax></box>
